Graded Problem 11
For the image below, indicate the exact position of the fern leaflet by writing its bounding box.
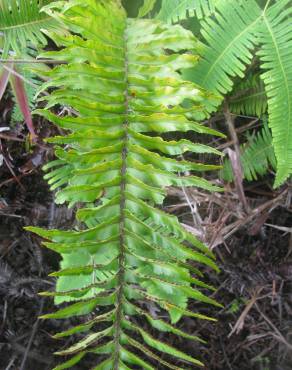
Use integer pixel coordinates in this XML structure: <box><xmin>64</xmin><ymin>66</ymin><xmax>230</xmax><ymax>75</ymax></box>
<box><xmin>157</xmin><ymin>0</ymin><xmax>216</xmax><ymax>23</ymax></box>
<box><xmin>221</xmin><ymin>122</ymin><xmax>276</xmax><ymax>182</ymax></box>
<box><xmin>229</xmin><ymin>72</ymin><xmax>267</xmax><ymax>117</ymax></box>
<box><xmin>182</xmin><ymin>0</ymin><xmax>261</xmax><ymax>97</ymax></box>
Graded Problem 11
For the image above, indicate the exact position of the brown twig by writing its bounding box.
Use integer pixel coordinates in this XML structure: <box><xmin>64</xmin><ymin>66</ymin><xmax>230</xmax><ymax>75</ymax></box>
<box><xmin>224</xmin><ymin>101</ymin><xmax>250</xmax><ymax>213</ymax></box>
<box><xmin>0</xmin><ymin>140</ymin><xmax>25</xmax><ymax>190</ymax></box>
<box><xmin>19</xmin><ymin>299</ymin><xmax>44</xmax><ymax>370</ymax></box>
<box><xmin>0</xmin><ymin>133</ymin><xmax>24</xmax><ymax>142</ymax></box>
<box><xmin>255</xmin><ymin>303</ymin><xmax>292</xmax><ymax>351</ymax></box>
<box><xmin>228</xmin><ymin>287</ymin><xmax>264</xmax><ymax>337</ymax></box>
<box><xmin>221</xmin><ymin>187</ymin><xmax>288</xmax><ymax>242</ymax></box>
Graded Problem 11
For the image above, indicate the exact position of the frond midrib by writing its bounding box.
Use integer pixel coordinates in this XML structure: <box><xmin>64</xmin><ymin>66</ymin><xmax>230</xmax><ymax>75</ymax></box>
<box><xmin>113</xmin><ymin>22</ymin><xmax>130</xmax><ymax>370</ymax></box>
<box><xmin>231</xmin><ymin>90</ymin><xmax>266</xmax><ymax>103</ymax></box>
<box><xmin>0</xmin><ymin>16</ymin><xmax>52</xmax><ymax>31</ymax></box>
<box><xmin>242</xmin><ymin>142</ymin><xmax>273</xmax><ymax>160</ymax></box>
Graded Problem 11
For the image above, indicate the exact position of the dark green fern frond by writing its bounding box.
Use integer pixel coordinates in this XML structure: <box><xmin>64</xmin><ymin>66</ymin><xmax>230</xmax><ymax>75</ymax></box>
<box><xmin>221</xmin><ymin>122</ymin><xmax>276</xmax><ymax>182</ymax></box>
<box><xmin>157</xmin><ymin>0</ymin><xmax>216</xmax><ymax>23</ymax></box>
<box><xmin>0</xmin><ymin>0</ymin><xmax>60</xmax><ymax>56</ymax></box>
<box><xmin>257</xmin><ymin>0</ymin><xmax>292</xmax><ymax>186</ymax></box>
<box><xmin>229</xmin><ymin>72</ymin><xmax>267</xmax><ymax>117</ymax></box>
<box><xmin>26</xmin><ymin>0</ymin><xmax>222</xmax><ymax>368</ymax></box>
<box><xmin>182</xmin><ymin>0</ymin><xmax>262</xmax><ymax>97</ymax></box>
<box><xmin>183</xmin><ymin>0</ymin><xmax>292</xmax><ymax>186</ymax></box>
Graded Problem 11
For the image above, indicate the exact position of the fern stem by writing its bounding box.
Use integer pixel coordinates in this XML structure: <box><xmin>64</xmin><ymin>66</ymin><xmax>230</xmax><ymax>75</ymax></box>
<box><xmin>0</xmin><ymin>16</ymin><xmax>53</xmax><ymax>31</ymax></box>
<box><xmin>113</xmin><ymin>25</ymin><xmax>130</xmax><ymax>370</ymax></box>
<box><xmin>263</xmin><ymin>0</ymin><xmax>272</xmax><ymax>13</ymax></box>
<box><xmin>224</xmin><ymin>102</ymin><xmax>249</xmax><ymax>213</ymax></box>
<box><xmin>0</xmin><ymin>59</ymin><xmax>65</xmax><ymax>64</ymax></box>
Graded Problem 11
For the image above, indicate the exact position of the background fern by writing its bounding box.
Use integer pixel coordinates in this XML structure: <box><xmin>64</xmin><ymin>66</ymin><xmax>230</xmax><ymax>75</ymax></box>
<box><xmin>182</xmin><ymin>0</ymin><xmax>261</xmax><ymax>96</ymax></box>
<box><xmin>0</xmin><ymin>0</ymin><xmax>60</xmax><ymax>56</ymax></box>
<box><xmin>27</xmin><ymin>0</ymin><xmax>222</xmax><ymax>368</ymax></box>
<box><xmin>257</xmin><ymin>0</ymin><xmax>292</xmax><ymax>186</ymax></box>
<box><xmin>157</xmin><ymin>0</ymin><xmax>216</xmax><ymax>22</ymax></box>
<box><xmin>181</xmin><ymin>0</ymin><xmax>292</xmax><ymax>186</ymax></box>
<box><xmin>223</xmin><ymin>72</ymin><xmax>271</xmax><ymax>181</ymax></box>
<box><xmin>221</xmin><ymin>122</ymin><xmax>276</xmax><ymax>181</ymax></box>
<box><xmin>229</xmin><ymin>72</ymin><xmax>267</xmax><ymax>117</ymax></box>
<box><xmin>0</xmin><ymin>0</ymin><xmax>59</xmax><ymax>136</ymax></box>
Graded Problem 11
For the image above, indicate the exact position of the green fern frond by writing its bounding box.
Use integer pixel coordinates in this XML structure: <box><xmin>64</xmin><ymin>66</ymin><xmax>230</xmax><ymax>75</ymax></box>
<box><xmin>182</xmin><ymin>0</ymin><xmax>262</xmax><ymax>97</ymax></box>
<box><xmin>157</xmin><ymin>0</ymin><xmax>216</xmax><ymax>23</ymax></box>
<box><xmin>26</xmin><ymin>0</ymin><xmax>222</xmax><ymax>368</ymax></box>
<box><xmin>0</xmin><ymin>0</ymin><xmax>60</xmax><ymax>56</ymax></box>
<box><xmin>221</xmin><ymin>122</ymin><xmax>276</xmax><ymax>182</ymax></box>
<box><xmin>229</xmin><ymin>72</ymin><xmax>267</xmax><ymax>117</ymax></box>
<box><xmin>183</xmin><ymin>0</ymin><xmax>292</xmax><ymax>186</ymax></box>
<box><xmin>257</xmin><ymin>0</ymin><xmax>292</xmax><ymax>186</ymax></box>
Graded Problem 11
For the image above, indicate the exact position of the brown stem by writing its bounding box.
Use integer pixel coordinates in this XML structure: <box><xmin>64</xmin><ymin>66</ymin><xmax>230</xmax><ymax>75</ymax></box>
<box><xmin>224</xmin><ymin>101</ymin><xmax>250</xmax><ymax>213</ymax></box>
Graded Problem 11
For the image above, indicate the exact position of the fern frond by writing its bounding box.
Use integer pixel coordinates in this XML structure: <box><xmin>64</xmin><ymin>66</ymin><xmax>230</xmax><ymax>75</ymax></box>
<box><xmin>183</xmin><ymin>0</ymin><xmax>262</xmax><ymax>97</ymax></box>
<box><xmin>183</xmin><ymin>0</ymin><xmax>292</xmax><ymax>185</ymax></box>
<box><xmin>0</xmin><ymin>0</ymin><xmax>60</xmax><ymax>56</ymax></box>
<box><xmin>26</xmin><ymin>0</ymin><xmax>222</xmax><ymax>368</ymax></box>
<box><xmin>257</xmin><ymin>0</ymin><xmax>292</xmax><ymax>186</ymax></box>
<box><xmin>157</xmin><ymin>0</ymin><xmax>216</xmax><ymax>23</ymax></box>
<box><xmin>229</xmin><ymin>72</ymin><xmax>267</xmax><ymax>117</ymax></box>
<box><xmin>221</xmin><ymin>122</ymin><xmax>276</xmax><ymax>182</ymax></box>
